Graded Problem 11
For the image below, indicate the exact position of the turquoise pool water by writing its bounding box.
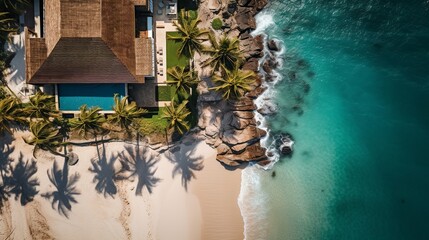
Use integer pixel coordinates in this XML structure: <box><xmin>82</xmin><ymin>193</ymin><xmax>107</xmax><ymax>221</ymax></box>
<box><xmin>241</xmin><ymin>0</ymin><xmax>429</xmax><ymax>239</ymax></box>
<box><xmin>58</xmin><ymin>84</ymin><xmax>126</xmax><ymax>111</ymax></box>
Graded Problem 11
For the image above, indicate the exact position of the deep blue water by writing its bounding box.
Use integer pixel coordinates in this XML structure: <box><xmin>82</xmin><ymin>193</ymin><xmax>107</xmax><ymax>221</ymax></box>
<box><xmin>246</xmin><ymin>0</ymin><xmax>429</xmax><ymax>239</ymax></box>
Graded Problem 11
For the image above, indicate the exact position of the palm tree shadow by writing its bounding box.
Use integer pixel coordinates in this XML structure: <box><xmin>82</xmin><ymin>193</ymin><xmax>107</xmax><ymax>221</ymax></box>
<box><xmin>41</xmin><ymin>160</ymin><xmax>80</xmax><ymax>218</ymax></box>
<box><xmin>166</xmin><ymin>148</ymin><xmax>204</xmax><ymax>191</ymax></box>
<box><xmin>5</xmin><ymin>153</ymin><xmax>39</xmax><ymax>205</ymax></box>
<box><xmin>0</xmin><ymin>134</ymin><xmax>14</xmax><ymax>176</ymax></box>
<box><xmin>89</xmin><ymin>143</ymin><xmax>124</xmax><ymax>198</ymax></box>
<box><xmin>119</xmin><ymin>145</ymin><xmax>161</xmax><ymax>196</ymax></box>
<box><xmin>0</xmin><ymin>134</ymin><xmax>15</xmax><ymax>211</ymax></box>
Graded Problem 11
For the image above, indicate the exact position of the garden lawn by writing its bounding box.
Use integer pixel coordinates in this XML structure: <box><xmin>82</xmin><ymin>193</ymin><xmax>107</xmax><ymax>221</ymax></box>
<box><xmin>166</xmin><ymin>32</ymin><xmax>189</xmax><ymax>69</ymax></box>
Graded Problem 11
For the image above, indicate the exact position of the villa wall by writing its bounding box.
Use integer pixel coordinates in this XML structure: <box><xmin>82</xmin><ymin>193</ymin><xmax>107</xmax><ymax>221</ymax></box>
<box><xmin>44</xmin><ymin>0</ymin><xmax>61</xmax><ymax>55</ymax></box>
<box><xmin>25</xmin><ymin>28</ymin><xmax>47</xmax><ymax>81</ymax></box>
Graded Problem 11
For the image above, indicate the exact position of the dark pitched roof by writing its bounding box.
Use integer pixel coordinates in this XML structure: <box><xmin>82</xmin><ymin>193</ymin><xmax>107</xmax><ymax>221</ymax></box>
<box><xmin>32</xmin><ymin>38</ymin><xmax>138</xmax><ymax>84</ymax></box>
<box><xmin>26</xmin><ymin>0</ymin><xmax>152</xmax><ymax>84</ymax></box>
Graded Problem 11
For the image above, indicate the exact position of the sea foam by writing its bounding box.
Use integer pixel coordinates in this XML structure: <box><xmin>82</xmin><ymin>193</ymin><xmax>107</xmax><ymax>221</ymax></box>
<box><xmin>238</xmin><ymin>10</ymin><xmax>286</xmax><ymax>240</ymax></box>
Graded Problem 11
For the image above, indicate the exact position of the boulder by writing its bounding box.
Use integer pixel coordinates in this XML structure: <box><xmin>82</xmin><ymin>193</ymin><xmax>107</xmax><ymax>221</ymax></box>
<box><xmin>231</xmin><ymin>97</ymin><xmax>256</xmax><ymax>111</ymax></box>
<box><xmin>235</xmin><ymin>7</ymin><xmax>256</xmax><ymax>32</ymax></box>
<box><xmin>221</xmin><ymin>126</ymin><xmax>262</xmax><ymax>145</ymax></box>
<box><xmin>242</xmin><ymin>57</ymin><xmax>259</xmax><ymax>72</ymax></box>
<box><xmin>257</xmin><ymin>102</ymin><xmax>277</xmax><ymax>116</ymax></box>
<box><xmin>248</xmin><ymin>35</ymin><xmax>264</xmax><ymax>57</ymax></box>
<box><xmin>256</xmin><ymin>0</ymin><xmax>269</xmax><ymax>11</ymax></box>
<box><xmin>237</xmin><ymin>0</ymin><xmax>252</xmax><ymax>7</ymax></box>
<box><xmin>262</xmin><ymin>60</ymin><xmax>273</xmax><ymax>74</ymax></box>
<box><xmin>231</xmin><ymin>142</ymin><xmax>249</xmax><ymax>153</ymax></box>
<box><xmin>217</xmin><ymin>143</ymin><xmax>231</xmax><ymax>155</ymax></box>
<box><xmin>217</xmin><ymin>143</ymin><xmax>267</xmax><ymax>163</ymax></box>
<box><xmin>278</xmin><ymin>135</ymin><xmax>294</xmax><ymax>156</ymax></box>
<box><xmin>247</xmin><ymin>86</ymin><xmax>266</xmax><ymax>99</ymax></box>
<box><xmin>239</xmin><ymin>31</ymin><xmax>251</xmax><ymax>40</ymax></box>
<box><xmin>229</xmin><ymin>116</ymin><xmax>254</xmax><ymax>130</ymax></box>
<box><xmin>216</xmin><ymin>157</ymin><xmax>241</xmax><ymax>167</ymax></box>
<box><xmin>233</xmin><ymin>111</ymin><xmax>254</xmax><ymax>119</ymax></box>
<box><xmin>267</xmin><ymin>39</ymin><xmax>281</xmax><ymax>52</ymax></box>
<box><xmin>257</xmin><ymin>159</ymin><xmax>272</xmax><ymax>166</ymax></box>
<box><xmin>205</xmin><ymin>124</ymin><xmax>218</xmax><ymax>137</ymax></box>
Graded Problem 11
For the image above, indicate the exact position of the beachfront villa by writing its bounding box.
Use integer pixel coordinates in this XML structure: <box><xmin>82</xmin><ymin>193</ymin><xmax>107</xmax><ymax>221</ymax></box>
<box><xmin>23</xmin><ymin>0</ymin><xmax>178</xmax><ymax>114</ymax></box>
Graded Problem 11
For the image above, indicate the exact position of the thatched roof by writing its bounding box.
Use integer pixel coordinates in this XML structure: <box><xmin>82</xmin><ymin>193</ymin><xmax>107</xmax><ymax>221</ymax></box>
<box><xmin>26</xmin><ymin>0</ymin><xmax>152</xmax><ymax>84</ymax></box>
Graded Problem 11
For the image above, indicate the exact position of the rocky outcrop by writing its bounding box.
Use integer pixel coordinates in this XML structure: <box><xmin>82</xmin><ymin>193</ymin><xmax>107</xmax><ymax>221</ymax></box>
<box><xmin>199</xmin><ymin>97</ymin><xmax>268</xmax><ymax>168</ymax></box>
<box><xmin>198</xmin><ymin>0</ymin><xmax>270</xmax><ymax>168</ymax></box>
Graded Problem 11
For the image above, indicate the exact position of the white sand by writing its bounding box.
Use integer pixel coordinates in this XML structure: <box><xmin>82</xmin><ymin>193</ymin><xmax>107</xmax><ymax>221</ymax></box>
<box><xmin>0</xmin><ymin>132</ymin><xmax>243</xmax><ymax>240</ymax></box>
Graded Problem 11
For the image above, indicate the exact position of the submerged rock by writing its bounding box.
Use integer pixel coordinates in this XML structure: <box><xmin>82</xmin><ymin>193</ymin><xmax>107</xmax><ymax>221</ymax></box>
<box><xmin>278</xmin><ymin>135</ymin><xmax>294</xmax><ymax>156</ymax></box>
<box><xmin>267</xmin><ymin>39</ymin><xmax>281</xmax><ymax>52</ymax></box>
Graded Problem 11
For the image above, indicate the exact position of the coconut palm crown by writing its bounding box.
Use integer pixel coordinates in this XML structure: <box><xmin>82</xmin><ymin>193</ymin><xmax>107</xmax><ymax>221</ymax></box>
<box><xmin>167</xmin><ymin>9</ymin><xmax>208</xmax><ymax>58</ymax></box>
<box><xmin>70</xmin><ymin>105</ymin><xmax>106</xmax><ymax>139</ymax></box>
<box><xmin>167</xmin><ymin>66</ymin><xmax>199</xmax><ymax>99</ymax></box>
<box><xmin>108</xmin><ymin>94</ymin><xmax>147</xmax><ymax>131</ymax></box>
<box><xmin>210</xmin><ymin>68</ymin><xmax>256</xmax><ymax>100</ymax></box>
<box><xmin>161</xmin><ymin>100</ymin><xmax>191</xmax><ymax>135</ymax></box>
<box><xmin>24</xmin><ymin>92</ymin><xmax>59</xmax><ymax>121</ymax></box>
<box><xmin>203</xmin><ymin>33</ymin><xmax>243</xmax><ymax>72</ymax></box>
<box><xmin>0</xmin><ymin>97</ymin><xmax>25</xmax><ymax>135</ymax></box>
<box><xmin>23</xmin><ymin>121</ymin><xmax>66</xmax><ymax>158</ymax></box>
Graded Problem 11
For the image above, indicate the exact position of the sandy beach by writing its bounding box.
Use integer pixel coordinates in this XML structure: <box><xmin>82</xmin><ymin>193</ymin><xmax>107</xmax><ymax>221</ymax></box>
<box><xmin>0</xmin><ymin>131</ymin><xmax>243</xmax><ymax>240</ymax></box>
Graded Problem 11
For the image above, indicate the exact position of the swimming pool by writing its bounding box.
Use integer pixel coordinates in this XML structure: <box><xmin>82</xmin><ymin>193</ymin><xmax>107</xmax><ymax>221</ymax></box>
<box><xmin>58</xmin><ymin>84</ymin><xmax>126</xmax><ymax>111</ymax></box>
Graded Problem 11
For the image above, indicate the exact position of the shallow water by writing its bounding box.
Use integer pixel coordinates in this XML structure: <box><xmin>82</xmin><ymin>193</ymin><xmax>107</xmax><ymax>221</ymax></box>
<box><xmin>241</xmin><ymin>0</ymin><xmax>429</xmax><ymax>239</ymax></box>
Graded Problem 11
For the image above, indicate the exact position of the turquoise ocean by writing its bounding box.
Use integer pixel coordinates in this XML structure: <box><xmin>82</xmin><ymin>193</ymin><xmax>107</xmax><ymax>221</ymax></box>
<box><xmin>238</xmin><ymin>0</ymin><xmax>429</xmax><ymax>239</ymax></box>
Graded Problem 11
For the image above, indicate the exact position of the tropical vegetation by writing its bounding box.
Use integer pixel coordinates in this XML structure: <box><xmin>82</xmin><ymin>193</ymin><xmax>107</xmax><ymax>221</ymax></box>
<box><xmin>23</xmin><ymin>121</ymin><xmax>66</xmax><ymax>158</ymax></box>
<box><xmin>167</xmin><ymin>9</ymin><xmax>208</xmax><ymax>58</ymax></box>
<box><xmin>162</xmin><ymin>100</ymin><xmax>191</xmax><ymax>136</ymax></box>
<box><xmin>24</xmin><ymin>92</ymin><xmax>59</xmax><ymax>121</ymax></box>
<box><xmin>0</xmin><ymin>97</ymin><xmax>25</xmax><ymax>135</ymax></box>
<box><xmin>167</xmin><ymin>65</ymin><xmax>199</xmax><ymax>100</ymax></box>
<box><xmin>211</xmin><ymin>18</ymin><xmax>223</xmax><ymax>30</ymax></box>
<box><xmin>108</xmin><ymin>94</ymin><xmax>147</xmax><ymax>133</ymax></box>
<box><xmin>210</xmin><ymin>68</ymin><xmax>256</xmax><ymax>100</ymax></box>
<box><xmin>70</xmin><ymin>105</ymin><xmax>106</xmax><ymax>140</ymax></box>
<box><xmin>203</xmin><ymin>33</ymin><xmax>243</xmax><ymax>72</ymax></box>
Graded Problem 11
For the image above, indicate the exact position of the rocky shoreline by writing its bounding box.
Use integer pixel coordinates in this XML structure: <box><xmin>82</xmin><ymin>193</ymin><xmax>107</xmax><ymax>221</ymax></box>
<box><xmin>196</xmin><ymin>0</ymin><xmax>284</xmax><ymax>168</ymax></box>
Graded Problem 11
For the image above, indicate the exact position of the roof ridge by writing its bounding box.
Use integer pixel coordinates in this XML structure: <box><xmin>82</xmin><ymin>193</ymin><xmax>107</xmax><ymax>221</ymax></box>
<box><xmin>29</xmin><ymin>37</ymin><xmax>139</xmax><ymax>84</ymax></box>
<box><xmin>100</xmin><ymin>35</ymin><xmax>138</xmax><ymax>80</ymax></box>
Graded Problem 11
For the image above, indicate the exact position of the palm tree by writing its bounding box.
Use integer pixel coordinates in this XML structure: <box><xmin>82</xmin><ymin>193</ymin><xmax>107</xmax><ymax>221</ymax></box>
<box><xmin>23</xmin><ymin>121</ymin><xmax>67</xmax><ymax>159</ymax></box>
<box><xmin>24</xmin><ymin>92</ymin><xmax>59</xmax><ymax>121</ymax></box>
<box><xmin>108</xmin><ymin>94</ymin><xmax>147</xmax><ymax>133</ymax></box>
<box><xmin>0</xmin><ymin>12</ymin><xmax>16</xmax><ymax>34</ymax></box>
<box><xmin>161</xmin><ymin>100</ymin><xmax>191</xmax><ymax>135</ymax></box>
<box><xmin>210</xmin><ymin>68</ymin><xmax>256</xmax><ymax>100</ymax></box>
<box><xmin>203</xmin><ymin>33</ymin><xmax>243</xmax><ymax>72</ymax></box>
<box><xmin>0</xmin><ymin>97</ymin><xmax>25</xmax><ymax>135</ymax></box>
<box><xmin>70</xmin><ymin>105</ymin><xmax>106</xmax><ymax>140</ymax></box>
<box><xmin>1</xmin><ymin>0</ymin><xmax>30</xmax><ymax>13</ymax></box>
<box><xmin>167</xmin><ymin>66</ymin><xmax>199</xmax><ymax>99</ymax></box>
<box><xmin>167</xmin><ymin>9</ymin><xmax>208</xmax><ymax>58</ymax></box>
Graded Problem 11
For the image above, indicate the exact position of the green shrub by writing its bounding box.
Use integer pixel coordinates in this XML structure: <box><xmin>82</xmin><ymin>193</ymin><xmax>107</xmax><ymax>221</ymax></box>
<box><xmin>211</xmin><ymin>18</ymin><xmax>223</xmax><ymax>30</ymax></box>
<box><xmin>138</xmin><ymin>114</ymin><xmax>168</xmax><ymax>135</ymax></box>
